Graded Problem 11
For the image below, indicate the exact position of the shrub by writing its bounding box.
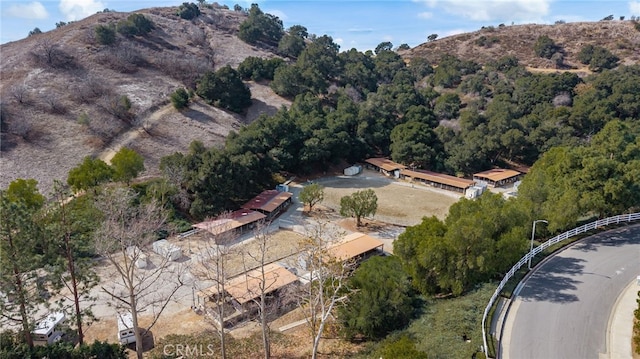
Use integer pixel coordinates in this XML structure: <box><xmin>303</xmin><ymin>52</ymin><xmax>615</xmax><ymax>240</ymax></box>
<box><xmin>196</xmin><ymin>66</ymin><xmax>251</xmax><ymax>113</ymax></box>
<box><xmin>237</xmin><ymin>56</ymin><xmax>284</xmax><ymax>81</ymax></box>
<box><xmin>177</xmin><ymin>2</ymin><xmax>200</xmax><ymax>20</ymax></box>
<box><xmin>28</xmin><ymin>27</ymin><xmax>42</xmax><ymax>37</ymax></box>
<box><xmin>534</xmin><ymin>35</ymin><xmax>559</xmax><ymax>59</ymax></box>
<box><xmin>170</xmin><ymin>88</ymin><xmax>190</xmax><ymax>109</ymax></box>
<box><xmin>95</xmin><ymin>24</ymin><xmax>116</xmax><ymax>45</ymax></box>
<box><xmin>117</xmin><ymin>13</ymin><xmax>154</xmax><ymax>37</ymax></box>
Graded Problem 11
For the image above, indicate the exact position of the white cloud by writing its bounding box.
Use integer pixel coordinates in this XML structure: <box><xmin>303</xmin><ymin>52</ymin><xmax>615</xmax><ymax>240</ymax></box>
<box><xmin>420</xmin><ymin>0</ymin><xmax>551</xmax><ymax>22</ymax></box>
<box><xmin>348</xmin><ymin>28</ymin><xmax>374</xmax><ymax>33</ymax></box>
<box><xmin>334</xmin><ymin>38</ymin><xmax>344</xmax><ymax>45</ymax></box>
<box><xmin>418</xmin><ymin>11</ymin><xmax>433</xmax><ymax>19</ymax></box>
<box><xmin>630</xmin><ymin>1</ymin><xmax>640</xmax><ymax>15</ymax></box>
<box><xmin>59</xmin><ymin>0</ymin><xmax>105</xmax><ymax>21</ymax></box>
<box><xmin>5</xmin><ymin>2</ymin><xmax>49</xmax><ymax>20</ymax></box>
<box><xmin>382</xmin><ymin>35</ymin><xmax>394</xmax><ymax>42</ymax></box>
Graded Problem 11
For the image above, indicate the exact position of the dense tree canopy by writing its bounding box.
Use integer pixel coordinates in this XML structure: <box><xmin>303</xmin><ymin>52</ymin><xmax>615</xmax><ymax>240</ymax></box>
<box><xmin>196</xmin><ymin>66</ymin><xmax>252</xmax><ymax>113</ymax></box>
<box><xmin>67</xmin><ymin>156</ymin><xmax>114</xmax><ymax>193</ymax></box>
<box><xmin>395</xmin><ymin>193</ymin><xmax>529</xmax><ymax>296</ymax></box>
<box><xmin>238</xmin><ymin>4</ymin><xmax>284</xmax><ymax>46</ymax></box>
<box><xmin>339</xmin><ymin>256</ymin><xmax>415</xmax><ymax>340</ymax></box>
<box><xmin>110</xmin><ymin>147</ymin><xmax>145</xmax><ymax>185</ymax></box>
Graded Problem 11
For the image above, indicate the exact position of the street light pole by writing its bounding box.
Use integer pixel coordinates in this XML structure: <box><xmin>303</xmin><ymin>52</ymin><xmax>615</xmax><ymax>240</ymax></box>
<box><xmin>528</xmin><ymin>219</ymin><xmax>548</xmax><ymax>270</ymax></box>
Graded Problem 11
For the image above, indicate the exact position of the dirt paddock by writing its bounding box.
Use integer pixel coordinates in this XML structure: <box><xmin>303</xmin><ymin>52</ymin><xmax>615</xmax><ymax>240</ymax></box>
<box><xmin>316</xmin><ymin>171</ymin><xmax>462</xmax><ymax>226</ymax></box>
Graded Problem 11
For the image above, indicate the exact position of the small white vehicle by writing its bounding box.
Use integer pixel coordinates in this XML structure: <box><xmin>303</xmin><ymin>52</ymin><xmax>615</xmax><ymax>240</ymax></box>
<box><xmin>32</xmin><ymin>312</ymin><xmax>65</xmax><ymax>346</ymax></box>
<box><xmin>117</xmin><ymin>312</ymin><xmax>136</xmax><ymax>344</ymax></box>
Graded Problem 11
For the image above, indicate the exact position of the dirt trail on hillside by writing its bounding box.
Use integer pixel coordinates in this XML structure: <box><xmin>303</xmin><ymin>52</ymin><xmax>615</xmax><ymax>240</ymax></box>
<box><xmin>98</xmin><ymin>104</ymin><xmax>174</xmax><ymax>164</ymax></box>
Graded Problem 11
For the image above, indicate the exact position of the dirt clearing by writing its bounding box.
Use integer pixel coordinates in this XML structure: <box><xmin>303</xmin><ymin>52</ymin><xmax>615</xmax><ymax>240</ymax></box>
<box><xmin>317</xmin><ymin>171</ymin><xmax>461</xmax><ymax>226</ymax></box>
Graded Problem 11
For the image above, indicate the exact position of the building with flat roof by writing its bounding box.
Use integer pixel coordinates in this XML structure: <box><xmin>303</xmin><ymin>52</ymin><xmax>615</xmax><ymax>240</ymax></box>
<box><xmin>400</xmin><ymin>169</ymin><xmax>475</xmax><ymax>193</ymax></box>
<box><xmin>197</xmin><ymin>263</ymin><xmax>299</xmax><ymax>327</ymax></box>
<box><xmin>328</xmin><ymin>232</ymin><xmax>384</xmax><ymax>262</ymax></box>
<box><xmin>242</xmin><ymin>190</ymin><xmax>293</xmax><ymax>219</ymax></box>
<box><xmin>473</xmin><ymin>168</ymin><xmax>521</xmax><ymax>187</ymax></box>
<box><xmin>364</xmin><ymin>158</ymin><xmax>406</xmax><ymax>178</ymax></box>
<box><xmin>194</xmin><ymin>209</ymin><xmax>266</xmax><ymax>241</ymax></box>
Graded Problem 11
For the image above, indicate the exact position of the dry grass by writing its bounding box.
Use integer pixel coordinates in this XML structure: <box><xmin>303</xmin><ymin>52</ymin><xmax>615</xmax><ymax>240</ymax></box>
<box><xmin>0</xmin><ymin>5</ymin><xmax>290</xmax><ymax>194</ymax></box>
<box><xmin>319</xmin><ymin>171</ymin><xmax>461</xmax><ymax>226</ymax></box>
<box><xmin>405</xmin><ymin>21</ymin><xmax>640</xmax><ymax>69</ymax></box>
<box><xmin>174</xmin><ymin>229</ymin><xmax>306</xmax><ymax>279</ymax></box>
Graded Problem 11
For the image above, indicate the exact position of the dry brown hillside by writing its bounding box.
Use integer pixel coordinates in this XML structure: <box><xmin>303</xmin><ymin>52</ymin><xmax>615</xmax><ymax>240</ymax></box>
<box><xmin>403</xmin><ymin>21</ymin><xmax>640</xmax><ymax>69</ymax></box>
<box><xmin>0</xmin><ymin>4</ymin><xmax>290</xmax><ymax>193</ymax></box>
<box><xmin>2</xmin><ymin>9</ymin><xmax>640</xmax><ymax>194</ymax></box>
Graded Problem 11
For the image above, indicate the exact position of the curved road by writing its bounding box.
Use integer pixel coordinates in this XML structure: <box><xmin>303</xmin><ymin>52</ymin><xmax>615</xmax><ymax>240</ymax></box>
<box><xmin>502</xmin><ymin>224</ymin><xmax>640</xmax><ymax>359</ymax></box>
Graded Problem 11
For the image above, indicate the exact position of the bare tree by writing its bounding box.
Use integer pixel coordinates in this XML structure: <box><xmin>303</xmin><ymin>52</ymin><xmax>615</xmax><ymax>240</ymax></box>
<box><xmin>298</xmin><ymin>220</ymin><xmax>352</xmax><ymax>359</ymax></box>
<box><xmin>192</xmin><ymin>212</ymin><xmax>237</xmax><ymax>359</ymax></box>
<box><xmin>93</xmin><ymin>187</ymin><xmax>185</xmax><ymax>359</ymax></box>
<box><xmin>241</xmin><ymin>221</ymin><xmax>275</xmax><ymax>359</ymax></box>
<box><xmin>9</xmin><ymin>84</ymin><xmax>31</xmax><ymax>105</ymax></box>
<box><xmin>42</xmin><ymin>93</ymin><xmax>67</xmax><ymax>115</ymax></box>
<box><xmin>31</xmin><ymin>39</ymin><xmax>75</xmax><ymax>68</ymax></box>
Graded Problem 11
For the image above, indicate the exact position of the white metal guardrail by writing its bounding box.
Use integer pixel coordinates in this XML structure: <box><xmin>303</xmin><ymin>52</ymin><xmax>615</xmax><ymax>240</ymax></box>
<box><xmin>482</xmin><ymin>212</ymin><xmax>640</xmax><ymax>357</ymax></box>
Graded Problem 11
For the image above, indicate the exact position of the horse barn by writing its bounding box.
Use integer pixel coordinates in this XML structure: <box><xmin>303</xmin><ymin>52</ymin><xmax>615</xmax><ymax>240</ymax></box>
<box><xmin>196</xmin><ymin>263</ymin><xmax>299</xmax><ymax>327</ymax></box>
<box><xmin>193</xmin><ymin>209</ymin><xmax>267</xmax><ymax>241</ymax></box>
<box><xmin>242</xmin><ymin>190</ymin><xmax>293</xmax><ymax>219</ymax></box>
<box><xmin>364</xmin><ymin>158</ymin><xmax>406</xmax><ymax>178</ymax></box>
<box><xmin>328</xmin><ymin>232</ymin><xmax>385</xmax><ymax>263</ymax></box>
<box><xmin>400</xmin><ymin>169</ymin><xmax>475</xmax><ymax>193</ymax></box>
<box><xmin>473</xmin><ymin>168</ymin><xmax>522</xmax><ymax>187</ymax></box>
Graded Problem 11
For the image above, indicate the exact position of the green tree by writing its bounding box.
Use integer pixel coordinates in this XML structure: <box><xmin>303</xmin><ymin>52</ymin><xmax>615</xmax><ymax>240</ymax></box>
<box><xmin>339</xmin><ymin>189</ymin><xmax>377</xmax><ymax>227</ymax></box>
<box><xmin>28</xmin><ymin>27</ymin><xmax>42</xmax><ymax>37</ymax></box>
<box><xmin>196</xmin><ymin>66</ymin><xmax>252</xmax><ymax>113</ymax></box>
<box><xmin>94</xmin><ymin>24</ymin><xmax>116</xmax><ymax>45</ymax></box>
<box><xmin>117</xmin><ymin>14</ymin><xmax>154</xmax><ymax>37</ymax></box>
<box><xmin>67</xmin><ymin>156</ymin><xmax>114</xmax><ymax>193</ymax></box>
<box><xmin>111</xmin><ymin>147</ymin><xmax>145</xmax><ymax>185</ymax></box>
<box><xmin>170</xmin><ymin>88</ymin><xmax>190</xmax><ymax>109</ymax></box>
<box><xmin>434</xmin><ymin>92</ymin><xmax>461</xmax><ymax>120</ymax></box>
<box><xmin>46</xmin><ymin>181</ymin><xmax>100</xmax><ymax>345</ymax></box>
<box><xmin>390</xmin><ymin>120</ymin><xmax>442</xmax><ymax>169</ymax></box>
<box><xmin>238</xmin><ymin>3</ymin><xmax>284</xmax><ymax>46</ymax></box>
<box><xmin>177</xmin><ymin>2</ymin><xmax>201</xmax><ymax>19</ymax></box>
<box><xmin>5</xmin><ymin>179</ymin><xmax>45</xmax><ymax>210</ymax></box>
<box><xmin>299</xmin><ymin>183</ymin><xmax>324</xmax><ymax>211</ymax></box>
<box><xmin>0</xmin><ymin>181</ymin><xmax>47</xmax><ymax>348</ymax></box>
<box><xmin>577</xmin><ymin>44</ymin><xmax>618</xmax><ymax>71</ymax></box>
<box><xmin>278</xmin><ymin>25</ymin><xmax>307</xmax><ymax>58</ymax></box>
<box><xmin>339</xmin><ymin>256</ymin><xmax>414</xmax><ymax>340</ymax></box>
<box><xmin>534</xmin><ymin>35</ymin><xmax>559</xmax><ymax>59</ymax></box>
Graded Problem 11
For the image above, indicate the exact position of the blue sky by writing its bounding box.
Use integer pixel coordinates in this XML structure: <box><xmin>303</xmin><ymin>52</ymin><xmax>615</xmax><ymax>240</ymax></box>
<box><xmin>2</xmin><ymin>0</ymin><xmax>640</xmax><ymax>51</ymax></box>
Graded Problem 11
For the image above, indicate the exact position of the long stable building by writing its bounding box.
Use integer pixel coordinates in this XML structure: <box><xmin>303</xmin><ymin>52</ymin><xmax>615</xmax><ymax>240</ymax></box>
<box><xmin>364</xmin><ymin>158</ymin><xmax>406</xmax><ymax>178</ymax></box>
<box><xmin>328</xmin><ymin>232</ymin><xmax>385</xmax><ymax>262</ymax></box>
<box><xmin>193</xmin><ymin>208</ymin><xmax>267</xmax><ymax>241</ymax></box>
<box><xmin>473</xmin><ymin>168</ymin><xmax>521</xmax><ymax>187</ymax></box>
<box><xmin>400</xmin><ymin>169</ymin><xmax>475</xmax><ymax>193</ymax></box>
<box><xmin>242</xmin><ymin>190</ymin><xmax>293</xmax><ymax>219</ymax></box>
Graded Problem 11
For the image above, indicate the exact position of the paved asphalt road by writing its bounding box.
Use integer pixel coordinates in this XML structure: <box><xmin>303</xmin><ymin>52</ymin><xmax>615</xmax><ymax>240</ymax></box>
<box><xmin>503</xmin><ymin>224</ymin><xmax>640</xmax><ymax>359</ymax></box>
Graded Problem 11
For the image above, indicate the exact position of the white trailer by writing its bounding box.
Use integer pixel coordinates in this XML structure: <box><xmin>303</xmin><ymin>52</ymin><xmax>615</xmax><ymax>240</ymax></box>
<box><xmin>126</xmin><ymin>246</ymin><xmax>148</xmax><ymax>268</ymax></box>
<box><xmin>343</xmin><ymin>165</ymin><xmax>361</xmax><ymax>176</ymax></box>
<box><xmin>117</xmin><ymin>312</ymin><xmax>136</xmax><ymax>344</ymax></box>
<box><xmin>152</xmin><ymin>240</ymin><xmax>182</xmax><ymax>261</ymax></box>
<box><xmin>32</xmin><ymin>312</ymin><xmax>65</xmax><ymax>346</ymax></box>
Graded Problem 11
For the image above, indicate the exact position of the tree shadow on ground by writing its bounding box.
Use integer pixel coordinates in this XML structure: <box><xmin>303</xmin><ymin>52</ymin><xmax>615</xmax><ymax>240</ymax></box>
<box><xmin>572</xmin><ymin>224</ymin><xmax>640</xmax><ymax>252</ymax></box>
<box><xmin>518</xmin><ymin>256</ymin><xmax>585</xmax><ymax>303</ymax></box>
